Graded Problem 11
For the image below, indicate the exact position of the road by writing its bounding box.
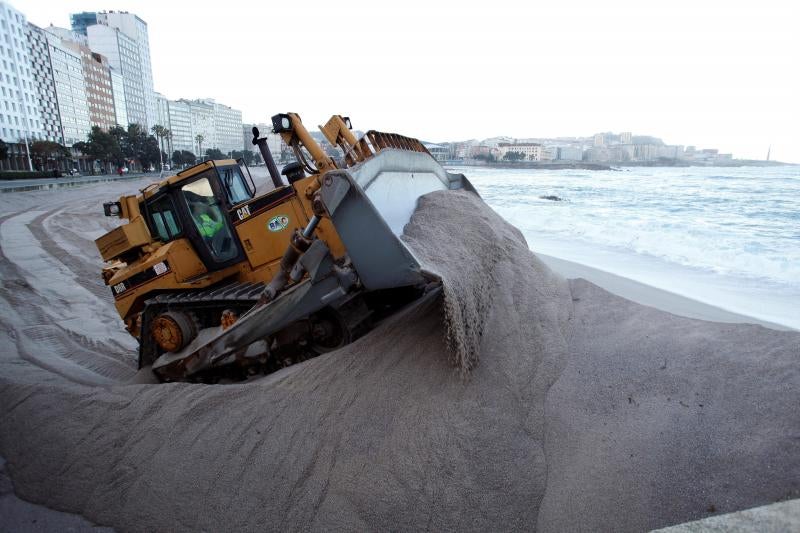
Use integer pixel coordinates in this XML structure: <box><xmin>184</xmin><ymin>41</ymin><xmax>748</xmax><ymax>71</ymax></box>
<box><xmin>0</xmin><ymin>171</ymin><xmax>173</xmax><ymax>193</ymax></box>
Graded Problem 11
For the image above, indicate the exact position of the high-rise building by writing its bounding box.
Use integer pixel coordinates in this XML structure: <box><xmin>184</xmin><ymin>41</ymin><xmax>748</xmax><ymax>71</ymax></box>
<box><xmin>154</xmin><ymin>91</ymin><xmax>169</xmax><ymax>128</ymax></box>
<box><xmin>70</xmin><ymin>12</ymin><xmax>97</xmax><ymax>36</ymax></box>
<box><xmin>42</xmin><ymin>29</ymin><xmax>90</xmax><ymax>146</ymax></box>
<box><xmin>81</xmin><ymin>10</ymin><xmax>156</xmax><ymax>129</ymax></box>
<box><xmin>153</xmin><ymin>91</ymin><xmax>174</xmax><ymax>154</ymax></box>
<box><xmin>211</xmin><ymin>100</ymin><xmax>243</xmax><ymax>154</ymax></box>
<box><xmin>109</xmin><ymin>67</ymin><xmax>127</xmax><ymax>127</ymax></box>
<box><xmin>58</xmin><ymin>36</ymin><xmax>116</xmax><ymax>131</ymax></box>
<box><xmin>0</xmin><ymin>1</ymin><xmax>43</xmax><ymax>148</ymax></box>
<box><xmin>593</xmin><ymin>133</ymin><xmax>605</xmax><ymax>147</ymax></box>
<box><xmin>166</xmin><ymin>98</ymin><xmax>193</xmax><ymax>153</ymax></box>
<box><xmin>620</xmin><ymin>131</ymin><xmax>632</xmax><ymax>144</ymax></box>
<box><xmin>186</xmin><ymin>98</ymin><xmax>213</xmax><ymax>155</ymax></box>
<box><xmin>96</xmin><ymin>11</ymin><xmax>156</xmax><ymax>129</ymax></box>
<box><xmin>147</xmin><ymin>92</ymin><xmax>245</xmax><ymax>157</ymax></box>
<box><xmin>26</xmin><ymin>23</ymin><xmax>62</xmax><ymax>144</ymax></box>
<box><xmin>87</xmin><ymin>23</ymin><xmax>146</xmax><ymax>128</ymax></box>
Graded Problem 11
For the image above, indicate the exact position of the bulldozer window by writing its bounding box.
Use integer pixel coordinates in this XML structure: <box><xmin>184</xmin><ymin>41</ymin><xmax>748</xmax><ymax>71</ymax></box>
<box><xmin>182</xmin><ymin>176</ymin><xmax>238</xmax><ymax>263</ymax></box>
<box><xmin>147</xmin><ymin>195</ymin><xmax>181</xmax><ymax>242</ymax></box>
<box><xmin>219</xmin><ymin>165</ymin><xmax>253</xmax><ymax>205</ymax></box>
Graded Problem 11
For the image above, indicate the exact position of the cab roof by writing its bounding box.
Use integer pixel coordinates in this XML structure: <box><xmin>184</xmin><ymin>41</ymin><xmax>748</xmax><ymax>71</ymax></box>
<box><xmin>142</xmin><ymin>159</ymin><xmax>237</xmax><ymax>199</ymax></box>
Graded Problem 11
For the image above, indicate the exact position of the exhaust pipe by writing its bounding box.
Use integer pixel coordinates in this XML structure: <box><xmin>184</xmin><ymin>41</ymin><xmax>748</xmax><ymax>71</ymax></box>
<box><xmin>252</xmin><ymin>127</ymin><xmax>283</xmax><ymax>189</ymax></box>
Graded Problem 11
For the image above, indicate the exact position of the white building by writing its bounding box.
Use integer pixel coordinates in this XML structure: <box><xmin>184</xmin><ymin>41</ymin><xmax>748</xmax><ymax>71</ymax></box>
<box><xmin>109</xmin><ymin>67</ymin><xmax>127</xmax><ymax>126</ymax></box>
<box><xmin>26</xmin><ymin>23</ymin><xmax>61</xmax><ymax>143</ymax></box>
<box><xmin>87</xmin><ymin>23</ymin><xmax>146</xmax><ymax>127</ymax></box>
<box><xmin>0</xmin><ymin>1</ymin><xmax>43</xmax><ymax>146</ymax></box>
<box><xmin>43</xmin><ymin>31</ymin><xmax>90</xmax><ymax>146</ymax></box>
<box><xmin>496</xmin><ymin>142</ymin><xmax>545</xmax><ymax>161</ymax></box>
<box><xmin>186</xmin><ymin>98</ymin><xmax>213</xmax><ymax>155</ymax></box>
<box><xmin>166</xmin><ymin>99</ymin><xmax>193</xmax><ymax>153</ymax></box>
<box><xmin>52</xmin><ymin>29</ymin><xmax>117</xmax><ymax>133</ymax></box>
<box><xmin>154</xmin><ymin>91</ymin><xmax>168</xmax><ymax>128</ymax></box>
<box><xmin>150</xmin><ymin>94</ymin><xmax>244</xmax><ymax>157</ymax></box>
<box><xmin>245</xmin><ymin>123</ymin><xmax>285</xmax><ymax>161</ymax></box>
<box><xmin>211</xmin><ymin>100</ymin><xmax>242</xmax><ymax>154</ymax></box>
<box><xmin>555</xmin><ymin>145</ymin><xmax>584</xmax><ymax>161</ymax></box>
<box><xmin>423</xmin><ymin>142</ymin><xmax>448</xmax><ymax>162</ymax></box>
<box><xmin>96</xmin><ymin>11</ymin><xmax>156</xmax><ymax>129</ymax></box>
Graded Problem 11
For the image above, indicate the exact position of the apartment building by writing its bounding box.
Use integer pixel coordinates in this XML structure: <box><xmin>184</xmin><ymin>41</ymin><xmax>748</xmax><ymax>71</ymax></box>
<box><xmin>25</xmin><ymin>23</ymin><xmax>61</xmax><ymax>143</ymax></box>
<box><xmin>0</xmin><ymin>1</ymin><xmax>42</xmax><ymax>147</ymax></box>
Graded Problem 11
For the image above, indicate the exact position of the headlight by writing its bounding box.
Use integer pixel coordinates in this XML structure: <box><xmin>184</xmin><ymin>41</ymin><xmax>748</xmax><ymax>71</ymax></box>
<box><xmin>272</xmin><ymin>113</ymin><xmax>293</xmax><ymax>134</ymax></box>
<box><xmin>103</xmin><ymin>201</ymin><xmax>121</xmax><ymax>217</ymax></box>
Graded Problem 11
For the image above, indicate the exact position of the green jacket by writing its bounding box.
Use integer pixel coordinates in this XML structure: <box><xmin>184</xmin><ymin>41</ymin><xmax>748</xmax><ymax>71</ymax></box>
<box><xmin>197</xmin><ymin>213</ymin><xmax>223</xmax><ymax>238</ymax></box>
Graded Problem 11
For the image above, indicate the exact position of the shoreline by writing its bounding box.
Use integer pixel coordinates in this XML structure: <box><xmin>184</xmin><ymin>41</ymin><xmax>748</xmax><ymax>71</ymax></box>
<box><xmin>538</xmin><ymin>253</ymin><xmax>794</xmax><ymax>331</ymax></box>
<box><xmin>446</xmin><ymin>161</ymin><xmax>796</xmax><ymax>171</ymax></box>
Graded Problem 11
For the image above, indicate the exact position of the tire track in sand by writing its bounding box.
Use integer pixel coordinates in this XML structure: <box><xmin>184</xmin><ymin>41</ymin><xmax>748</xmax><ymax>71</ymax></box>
<box><xmin>0</xmin><ymin>210</ymin><xmax>135</xmax><ymax>384</ymax></box>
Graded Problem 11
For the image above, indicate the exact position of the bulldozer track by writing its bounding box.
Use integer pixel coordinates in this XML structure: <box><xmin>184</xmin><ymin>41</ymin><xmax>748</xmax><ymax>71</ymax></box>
<box><xmin>146</xmin><ymin>281</ymin><xmax>266</xmax><ymax>306</ymax></box>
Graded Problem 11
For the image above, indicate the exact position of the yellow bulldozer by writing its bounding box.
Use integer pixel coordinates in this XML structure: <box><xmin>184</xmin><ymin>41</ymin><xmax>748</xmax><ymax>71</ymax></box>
<box><xmin>96</xmin><ymin>113</ymin><xmax>475</xmax><ymax>382</ymax></box>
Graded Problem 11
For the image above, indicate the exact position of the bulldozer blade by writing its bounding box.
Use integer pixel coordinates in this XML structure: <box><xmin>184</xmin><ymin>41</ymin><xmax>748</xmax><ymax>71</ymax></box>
<box><xmin>348</xmin><ymin>148</ymin><xmax>477</xmax><ymax>237</ymax></box>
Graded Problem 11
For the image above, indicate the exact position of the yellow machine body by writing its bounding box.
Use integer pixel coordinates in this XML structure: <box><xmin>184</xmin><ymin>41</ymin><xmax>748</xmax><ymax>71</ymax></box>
<box><xmin>95</xmin><ymin>113</ymin><xmax>459</xmax><ymax>381</ymax></box>
<box><xmin>98</xmin><ymin>159</ymin><xmax>345</xmax><ymax>337</ymax></box>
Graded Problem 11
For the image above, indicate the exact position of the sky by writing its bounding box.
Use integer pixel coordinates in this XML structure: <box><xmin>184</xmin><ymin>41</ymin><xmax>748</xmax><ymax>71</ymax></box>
<box><xmin>20</xmin><ymin>0</ymin><xmax>800</xmax><ymax>162</ymax></box>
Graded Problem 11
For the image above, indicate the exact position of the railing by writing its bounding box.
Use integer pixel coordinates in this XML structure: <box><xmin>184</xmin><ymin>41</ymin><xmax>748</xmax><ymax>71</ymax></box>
<box><xmin>340</xmin><ymin>130</ymin><xmax>431</xmax><ymax>168</ymax></box>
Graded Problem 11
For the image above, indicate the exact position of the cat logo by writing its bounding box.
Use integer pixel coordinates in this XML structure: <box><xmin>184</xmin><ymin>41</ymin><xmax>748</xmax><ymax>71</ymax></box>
<box><xmin>236</xmin><ymin>205</ymin><xmax>251</xmax><ymax>221</ymax></box>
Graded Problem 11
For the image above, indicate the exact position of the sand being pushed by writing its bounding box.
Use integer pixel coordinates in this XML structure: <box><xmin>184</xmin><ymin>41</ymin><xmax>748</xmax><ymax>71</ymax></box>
<box><xmin>0</xmin><ymin>189</ymin><xmax>573</xmax><ymax>532</ymax></box>
<box><xmin>0</xmin><ymin>189</ymin><xmax>798</xmax><ymax>532</ymax></box>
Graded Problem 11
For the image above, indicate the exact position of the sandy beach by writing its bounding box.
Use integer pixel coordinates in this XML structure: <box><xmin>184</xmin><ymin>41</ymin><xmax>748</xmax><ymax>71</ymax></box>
<box><xmin>0</xmin><ymin>182</ymin><xmax>797</xmax><ymax>531</ymax></box>
<box><xmin>538</xmin><ymin>254</ymin><xmax>794</xmax><ymax>331</ymax></box>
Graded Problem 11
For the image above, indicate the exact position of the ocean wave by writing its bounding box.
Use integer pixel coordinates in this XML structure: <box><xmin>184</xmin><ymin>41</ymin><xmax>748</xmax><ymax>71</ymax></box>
<box><xmin>462</xmin><ymin>166</ymin><xmax>800</xmax><ymax>287</ymax></box>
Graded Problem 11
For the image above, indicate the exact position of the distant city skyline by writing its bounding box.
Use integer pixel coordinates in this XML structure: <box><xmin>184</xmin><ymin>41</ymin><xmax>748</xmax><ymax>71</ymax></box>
<box><xmin>15</xmin><ymin>0</ymin><xmax>800</xmax><ymax>163</ymax></box>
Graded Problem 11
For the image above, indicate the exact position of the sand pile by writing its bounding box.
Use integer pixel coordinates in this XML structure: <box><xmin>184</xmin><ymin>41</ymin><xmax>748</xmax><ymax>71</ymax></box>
<box><xmin>0</xmin><ymin>189</ymin><xmax>798</xmax><ymax>532</ymax></box>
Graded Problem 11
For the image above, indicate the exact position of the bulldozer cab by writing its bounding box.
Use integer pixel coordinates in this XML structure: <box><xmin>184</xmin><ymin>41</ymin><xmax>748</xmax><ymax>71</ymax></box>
<box><xmin>144</xmin><ymin>160</ymin><xmax>256</xmax><ymax>270</ymax></box>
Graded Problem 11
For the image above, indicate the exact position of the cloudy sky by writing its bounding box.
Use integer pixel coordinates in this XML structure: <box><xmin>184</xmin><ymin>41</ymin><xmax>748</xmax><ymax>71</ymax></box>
<box><xmin>22</xmin><ymin>0</ymin><xmax>800</xmax><ymax>162</ymax></box>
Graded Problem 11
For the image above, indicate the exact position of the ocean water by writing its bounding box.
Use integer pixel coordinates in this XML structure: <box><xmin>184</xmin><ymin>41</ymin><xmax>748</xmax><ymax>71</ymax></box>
<box><xmin>449</xmin><ymin>165</ymin><xmax>800</xmax><ymax>329</ymax></box>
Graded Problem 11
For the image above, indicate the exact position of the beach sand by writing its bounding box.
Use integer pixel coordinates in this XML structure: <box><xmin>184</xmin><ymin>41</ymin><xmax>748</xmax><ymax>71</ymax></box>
<box><xmin>0</xmin><ymin>184</ymin><xmax>797</xmax><ymax>532</ymax></box>
<box><xmin>539</xmin><ymin>254</ymin><xmax>794</xmax><ymax>331</ymax></box>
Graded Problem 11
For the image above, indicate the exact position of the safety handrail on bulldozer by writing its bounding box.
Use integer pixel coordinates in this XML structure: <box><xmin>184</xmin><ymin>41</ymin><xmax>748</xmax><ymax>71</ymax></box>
<box><xmin>340</xmin><ymin>130</ymin><xmax>431</xmax><ymax>168</ymax></box>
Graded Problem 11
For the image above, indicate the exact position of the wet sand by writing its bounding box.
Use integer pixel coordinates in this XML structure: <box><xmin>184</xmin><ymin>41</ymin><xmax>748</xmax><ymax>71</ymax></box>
<box><xmin>0</xmin><ymin>183</ymin><xmax>797</xmax><ymax>532</ymax></box>
<box><xmin>538</xmin><ymin>254</ymin><xmax>794</xmax><ymax>331</ymax></box>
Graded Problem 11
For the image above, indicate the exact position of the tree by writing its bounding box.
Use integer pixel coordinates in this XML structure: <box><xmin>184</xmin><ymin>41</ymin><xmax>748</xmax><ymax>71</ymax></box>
<box><xmin>252</xmin><ymin>152</ymin><xmax>262</xmax><ymax>165</ymax></box>
<box><xmin>118</xmin><ymin>124</ymin><xmax>162</xmax><ymax>170</ymax></box>
<box><xmin>502</xmin><ymin>151</ymin><xmax>525</xmax><ymax>162</ymax></box>
<box><xmin>231</xmin><ymin>149</ymin><xmax>254</xmax><ymax>166</ymax></box>
<box><xmin>181</xmin><ymin>150</ymin><xmax>196</xmax><ymax>164</ymax></box>
<box><xmin>195</xmin><ymin>134</ymin><xmax>204</xmax><ymax>158</ymax></box>
<box><xmin>171</xmin><ymin>150</ymin><xmax>197</xmax><ymax>167</ymax></box>
<box><xmin>0</xmin><ymin>139</ymin><xmax>8</xmax><ymax>163</ymax></box>
<box><xmin>141</xmin><ymin>136</ymin><xmax>161</xmax><ymax>170</ymax></box>
<box><xmin>73</xmin><ymin>126</ymin><xmax>122</xmax><ymax>174</ymax></box>
<box><xmin>151</xmin><ymin>124</ymin><xmax>165</xmax><ymax>157</ymax></box>
<box><xmin>205</xmin><ymin>148</ymin><xmax>225</xmax><ymax>160</ymax></box>
<box><xmin>30</xmin><ymin>140</ymin><xmax>70</xmax><ymax>171</ymax></box>
<box><xmin>151</xmin><ymin>125</ymin><xmax>171</xmax><ymax>169</ymax></box>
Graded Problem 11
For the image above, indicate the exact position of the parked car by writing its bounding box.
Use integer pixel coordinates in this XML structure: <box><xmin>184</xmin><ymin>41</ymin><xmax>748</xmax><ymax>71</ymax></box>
<box><xmin>68</xmin><ymin>169</ymin><xmax>81</xmax><ymax>177</ymax></box>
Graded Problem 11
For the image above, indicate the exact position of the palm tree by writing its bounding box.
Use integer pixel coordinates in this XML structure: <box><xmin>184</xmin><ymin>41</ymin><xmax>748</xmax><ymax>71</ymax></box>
<box><xmin>166</xmin><ymin>130</ymin><xmax>173</xmax><ymax>158</ymax></box>
<box><xmin>195</xmin><ymin>134</ymin><xmax>204</xmax><ymax>160</ymax></box>
<box><xmin>151</xmin><ymin>124</ymin><xmax>168</xmax><ymax>170</ymax></box>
